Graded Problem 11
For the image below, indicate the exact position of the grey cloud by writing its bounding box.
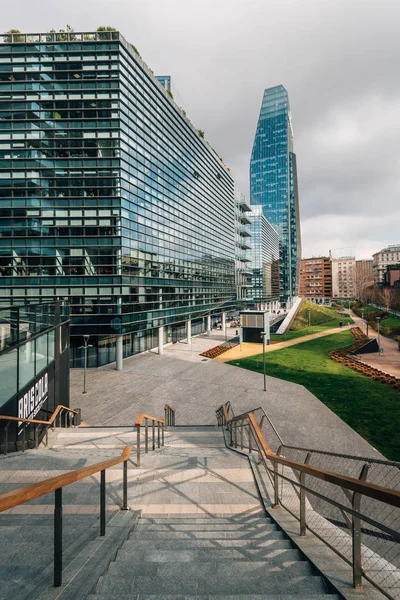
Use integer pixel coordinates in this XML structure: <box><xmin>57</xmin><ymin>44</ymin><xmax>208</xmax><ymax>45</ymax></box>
<box><xmin>4</xmin><ymin>0</ymin><xmax>400</xmax><ymax>258</ymax></box>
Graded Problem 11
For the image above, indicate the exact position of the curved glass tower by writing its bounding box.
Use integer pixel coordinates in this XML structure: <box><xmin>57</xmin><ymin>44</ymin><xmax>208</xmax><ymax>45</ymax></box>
<box><xmin>250</xmin><ymin>85</ymin><xmax>301</xmax><ymax>301</ymax></box>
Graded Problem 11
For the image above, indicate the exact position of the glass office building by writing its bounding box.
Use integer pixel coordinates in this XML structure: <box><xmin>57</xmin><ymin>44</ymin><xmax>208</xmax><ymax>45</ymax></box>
<box><xmin>0</xmin><ymin>30</ymin><xmax>237</xmax><ymax>367</ymax></box>
<box><xmin>250</xmin><ymin>85</ymin><xmax>301</xmax><ymax>301</ymax></box>
<box><xmin>247</xmin><ymin>206</ymin><xmax>280</xmax><ymax>303</ymax></box>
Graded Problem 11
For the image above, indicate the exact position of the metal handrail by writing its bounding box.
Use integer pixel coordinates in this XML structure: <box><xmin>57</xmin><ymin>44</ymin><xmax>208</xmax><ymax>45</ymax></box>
<box><xmin>164</xmin><ymin>404</ymin><xmax>175</xmax><ymax>428</ymax></box>
<box><xmin>1</xmin><ymin>405</ymin><xmax>81</xmax><ymax>455</ymax></box>
<box><xmin>0</xmin><ymin>445</ymin><xmax>131</xmax><ymax>587</ymax></box>
<box><xmin>216</xmin><ymin>403</ymin><xmax>400</xmax><ymax>598</ymax></box>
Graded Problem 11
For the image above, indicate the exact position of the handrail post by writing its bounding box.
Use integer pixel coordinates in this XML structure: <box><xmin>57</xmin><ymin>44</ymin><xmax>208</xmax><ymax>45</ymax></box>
<box><xmin>162</xmin><ymin>422</ymin><xmax>165</xmax><ymax>446</ymax></box>
<box><xmin>35</xmin><ymin>425</ymin><xmax>39</xmax><ymax>449</ymax></box>
<box><xmin>157</xmin><ymin>421</ymin><xmax>160</xmax><ymax>448</ymax></box>
<box><xmin>164</xmin><ymin>406</ymin><xmax>168</xmax><ymax>430</ymax></box>
<box><xmin>4</xmin><ymin>423</ymin><xmax>9</xmax><ymax>455</ymax></box>
<box><xmin>229</xmin><ymin>423</ymin><xmax>233</xmax><ymax>446</ymax></box>
<box><xmin>100</xmin><ymin>470</ymin><xmax>106</xmax><ymax>536</ymax></box>
<box><xmin>145</xmin><ymin>419</ymin><xmax>148</xmax><ymax>454</ymax></box>
<box><xmin>273</xmin><ymin>446</ymin><xmax>282</xmax><ymax>508</ymax></box>
<box><xmin>248</xmin><ymin>425</ymin><xmax>252</xmax><ymax>454</ymax></box>
<box><xmin>122</xmin><ymin>459</ymin><xmax>129</xmax><ymax>510</ymax></box>
<box><xmin>300</xmin><ymin>452</ymin><xmax>311</xmax><ymax>535</ymax></box>
<box><xmin>136</xmin><ymin>424</ymin><xmax>141</xmax><ymax>467</ymax></box>
<box><xmin>173</xmin><ymin>410</ymin><xmax>175</xmax><ymax>426</ymax></box>
<box><xmin>234</xmin><ymin>422</ymin><xmax>238</xmax><ymax>448</ymax></box>
<box><xmin>152</xmin><ymin>420</ymin><xmax>155</xmax><ymax>451</ymax></box>
<box><xmin>54</xmin><ymin>487</ymin><xmax>63</xmax><ymax>587</ymax></box>
<box><xmin>22</xmin><ymin>426</ymin><xmax>26</xmax><ymax>452</ymax></box>
<box><xmin>352</xmin><ymin>463</ymin><xmax>370</xmax><ymax>589</ymax></box>
<box><xmin>240</xmin><ymin>422</ymin><xmax>244</xmax><ymax>450</ymax></box>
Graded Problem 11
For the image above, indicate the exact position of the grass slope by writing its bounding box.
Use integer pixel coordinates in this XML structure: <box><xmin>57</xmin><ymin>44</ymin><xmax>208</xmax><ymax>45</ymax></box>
<box><xmin>271</xmin><ymin>301</ymin><xmax>353</xmax><ymax>342</ymax></box>
<box><xmin>228</xmin><ymin>331</ymin><xmax>400</xmax><ymax>461</ymax></box>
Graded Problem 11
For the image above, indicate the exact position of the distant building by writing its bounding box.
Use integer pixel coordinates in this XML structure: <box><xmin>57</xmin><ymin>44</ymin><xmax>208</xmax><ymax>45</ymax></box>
<box><xmin>250</xmin><ymin>85</ymin><xmax>301</xmax><ymax>301</ymax></box>
<box><xmin>385</xmin><ymin>265</ymin><xmax>400</xmax><ymax>288</ymax></box>
<box><xmin>247</xmin><ymin>206</ymin><xmax>280</xmax><ymax>308</ymax></box>
<box><xmin>373</xmin><ymin>245</ymin><xmax>400</xmax><ymax>284</ymax></box>
<box><xmin>299</xmin><ymin>257</ymin><xmax>332</xmax><ymax>303</ymax></box>
<box><xmin>331</xmin><ymin>257</ymin><xmax>356</xmax><ymax>299</ymax></box>
<box><xmin>355</xmin><ymin>260</ymin><xmax>374</xmax><ymax>298</ymax></box>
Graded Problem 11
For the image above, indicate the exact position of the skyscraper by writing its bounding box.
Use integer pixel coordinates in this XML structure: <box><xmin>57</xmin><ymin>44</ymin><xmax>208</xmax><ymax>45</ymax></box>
<box><xmin>250</xmin><ymin>85</ymin><xmax>301</xmax><ymax>301</ymax></box>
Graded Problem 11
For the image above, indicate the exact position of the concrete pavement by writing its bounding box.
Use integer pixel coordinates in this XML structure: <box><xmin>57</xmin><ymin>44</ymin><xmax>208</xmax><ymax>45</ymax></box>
<box><xmin>71</xmin><ymin>328</ymin><xmax>385</xmax><ymax>458</ymax></box>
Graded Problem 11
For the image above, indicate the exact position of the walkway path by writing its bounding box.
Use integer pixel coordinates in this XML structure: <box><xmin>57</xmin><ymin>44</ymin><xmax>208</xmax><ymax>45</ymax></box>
<box><xmin>346</xmin><ymin>310</ymin><xmax>400</xmax><ymax>378</ymax></box>
<box><xmin>214</xmin><ymin>324</ymin><xmax>353</xmax><ymax>363</ymax></box>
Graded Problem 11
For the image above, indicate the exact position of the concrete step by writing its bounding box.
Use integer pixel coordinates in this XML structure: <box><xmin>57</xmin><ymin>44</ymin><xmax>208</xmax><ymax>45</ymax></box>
<box><xmin>139</xmin><ymin>516</ymin><xmax>269</xmax><ymax>525</ymax></box>
<box><xmin>134</xmin><ymin>522</ymin><xmax>276</xmax><ymax>531</ymax></box>
<box><xmin>115</xmin><ymin>547</ymin><xmax>303</xmax><ymax>564</ymax></box>
<box><xmin>89</xmin><ymin>595</ymin><xmax>340</xmax><ymax>600</ymax></box>
<box><xmin>120</xmin><ymin>537</ymin><xmax>293</xmax><ymax>552</ymax></box>
<box><xmin>129</xmin><ymin>528</ymin><xmax>279</xmax><ymax>540</ymax></box>
<box><xmin>95</xmin><ymin>571</ymin><xmax>329</xmax><ymax>596</ymax></box>
<box><xmin>107</xmin><ymin>558</ymin><xmax>314</xmax><ymax>579</ymax></box>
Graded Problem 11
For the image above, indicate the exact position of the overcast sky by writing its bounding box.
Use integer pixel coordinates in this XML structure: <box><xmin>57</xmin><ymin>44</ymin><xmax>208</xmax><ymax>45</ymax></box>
<box><xmin>4</xmin><ymin>0</ymin><xmax>400</xmax><ymax>259</ymax></box>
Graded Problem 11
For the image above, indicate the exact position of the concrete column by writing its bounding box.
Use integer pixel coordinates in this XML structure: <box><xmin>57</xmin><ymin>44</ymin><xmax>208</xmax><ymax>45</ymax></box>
<box><xmin>222</xmin><ymin>312</ymin><xmax>226</xmax><ymax>335</ymax></box>
<box><xmin>186</xmin><ymin>319</ymin><xmax>191</xmax><ymax>344</ymax></box>
<box><xmin>158</xmin><ymin>326</ymin><xmax>164</xmax><ymax>355</ymax></box>
<box><xmin>116</xmin><ymin>296</ymin><xmax>123</xmax><ymax>371</ymax></box>
<box><xmin>116</xmin><ymin>334</ymin><xmax>123</xmax><ymax>370</ymax></box>
<box><xmin>207</xmin><ymin>315</ymin><xmax>211</xmax><ymax>337</ymax></box>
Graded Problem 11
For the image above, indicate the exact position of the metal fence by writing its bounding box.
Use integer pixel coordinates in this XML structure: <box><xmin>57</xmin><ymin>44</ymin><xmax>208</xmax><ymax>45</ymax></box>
<box><xmin>216</xmin><ymin>404</ymin><xmax>400</xmax><ymax>600</ymax></box>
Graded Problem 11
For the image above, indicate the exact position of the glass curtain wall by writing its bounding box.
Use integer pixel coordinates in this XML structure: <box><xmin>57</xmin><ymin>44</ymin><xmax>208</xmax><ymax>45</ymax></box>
<box><xmin>0</xmin><ymin>31</ymin><xmax>237</xmax><ymax>366</ymax></box>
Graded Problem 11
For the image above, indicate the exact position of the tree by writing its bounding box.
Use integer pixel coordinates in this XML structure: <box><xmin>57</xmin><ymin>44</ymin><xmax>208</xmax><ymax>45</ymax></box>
<box><xmin>197</xmin><ymin>130</ymin><xmax>205</xmax><ymax>138</ymax></box>
<box><xmin>379</xmin><ymin>287</ymin><xmax>396</xmax><ymax>311</ymax></box>
<box><xmin>97</xmin><ymin>26</ymin><xmax>118</xmax><ymax>41</ymax></box>
<box><xmin>46</xmin><ymin>25</ymin><xmax>76</xmax><ymax>42</ymax></box>
<box><xmin>4</xmin><ymin>29</ymin><xmax>24</xmax><ymax>43</ymax></box>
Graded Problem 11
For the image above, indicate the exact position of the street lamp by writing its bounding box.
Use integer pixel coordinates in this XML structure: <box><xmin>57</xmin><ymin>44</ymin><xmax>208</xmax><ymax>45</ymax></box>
<box><xmin>308</xmin><ymin>310</ymin><xmax>311</xmax><ymax>327</ymax></box>
<box><xmin>361</xmin><ymin>310</ymin><xmax>364</xmax><ymax>335</ymax></box>
<box><xmin>260</xmin><ymin>331</ymin><xmax>267</xmax><ymax>392</ymax></box>
<box><xmin>78</xmin><ymin>334</ymin><xmax>93</xmax><ymax>394</ymax></box>
<box><xmin>376</xmin><ymin>317</ymin><xmax>381</xmax><ymax>354</ymax></box>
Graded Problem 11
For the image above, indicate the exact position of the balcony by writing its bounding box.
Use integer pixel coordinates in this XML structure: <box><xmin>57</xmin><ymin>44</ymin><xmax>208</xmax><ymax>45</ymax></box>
<box><xmin>239</xmin><ymin>199</ymin><xmax>252</xmax><ymax>212</ymax></box>
<box><xmin>240</xmin><ymin>214</ymin><xmax>252</xmax><ymax>225</ymax></box>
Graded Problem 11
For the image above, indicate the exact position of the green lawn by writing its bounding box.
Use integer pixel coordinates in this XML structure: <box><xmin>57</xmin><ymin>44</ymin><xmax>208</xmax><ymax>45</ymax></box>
<box><xmin>228</xmin><ymin>331</ymin><xmax>400</xmax><ymax>461</ymax></box>
<box><xmin>353</xmin><ymin>303</ymin><xmax>400</xmax><ymax>336</ymax></box>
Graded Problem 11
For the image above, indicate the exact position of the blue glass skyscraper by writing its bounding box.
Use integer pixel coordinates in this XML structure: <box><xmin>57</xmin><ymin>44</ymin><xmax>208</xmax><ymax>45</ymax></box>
<box><xmin>250</xmin><ymin>85</ymin><xmax>301</xmax><ymax>301</ymax></box>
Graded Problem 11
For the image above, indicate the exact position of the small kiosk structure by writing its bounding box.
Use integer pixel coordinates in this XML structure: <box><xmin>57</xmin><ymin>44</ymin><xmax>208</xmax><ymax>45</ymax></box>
<box><xmin>239</xmin><ymin>310</ymin><xmax>270</xmax><ymax>344</ymax></box>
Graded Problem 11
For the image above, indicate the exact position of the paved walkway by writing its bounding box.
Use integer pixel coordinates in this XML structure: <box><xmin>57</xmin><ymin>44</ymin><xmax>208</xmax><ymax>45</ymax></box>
<box><xmin>346</xmin><ymin>310</ymin><xmax>400</xmax><ymax>378</ymax></box>
<box><xmin>71</xmin><ymin>329</ymin><xmax>385</xmax><ymax>458</ymax></box>
<box><xmin>214</xmin><ymin>324</ymin><xmax>353</xmax><ymax>363</ymax></box>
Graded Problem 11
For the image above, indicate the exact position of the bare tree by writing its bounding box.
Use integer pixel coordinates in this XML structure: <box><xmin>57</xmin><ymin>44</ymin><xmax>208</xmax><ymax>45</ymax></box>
<box><xmin>379</xmin><ymin>287</ymin><xmax>396</xmax><ymax>311</ymax></box>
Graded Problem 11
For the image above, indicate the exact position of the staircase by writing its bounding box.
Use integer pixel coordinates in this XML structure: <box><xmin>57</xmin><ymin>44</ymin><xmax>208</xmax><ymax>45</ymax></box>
<box><xmin>88</xmin><ymin>512</ymin><xmax>339</xmax><ymax>599</ymax></box>
<box><xmin>0</xmin><ymin>425</ymin><xmax>342</xmax><ymax>599</ymax></box>
<box><xmin>85</xmin><ymin>426</ymin><xmax>338</xmax><ymax>599</ymax></box>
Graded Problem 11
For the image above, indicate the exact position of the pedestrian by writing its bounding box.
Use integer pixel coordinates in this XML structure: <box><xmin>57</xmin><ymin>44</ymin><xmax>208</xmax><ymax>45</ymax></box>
<box><xmin>339</xmin><ymin>320</ymin><xmax>343</xmax><ymax>328</ymax></box>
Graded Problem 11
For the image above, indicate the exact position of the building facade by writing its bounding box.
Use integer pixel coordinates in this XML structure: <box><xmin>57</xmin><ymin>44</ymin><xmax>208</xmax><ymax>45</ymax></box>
<box><xmin>372</xmin><ymin>245</ymin><xmax>400</xmax><ymax>285</ymax></box>
<box><xmin>0</xmin><ymin>301</ymin><xmax>70</xmax><ymax>451</ymax></box>
<box><xmin>250</xmin><ymin>85</ymin><xmax>301</xmax><ymax>302</ymax></box>
<box><xmin>355</xmin><ymin>259</ymin><xmax>374</xmax><ymax>299</ymax></box>
<box><xmin>331</xmin><ymin>257</ymin><xmax>356</xmax><ymax>299</ymax></box>
<box><xmin>299</xmin><ymin>257</ymin><xmax>332</xmax><ymax>303</ymax></box>
<box><xmin>247</xmin><ymin>205</ymin><xmax>280</xmax><ymax>306</ymax></box>
<box><xmin>0</xmin><ymin>30</ymin><xmax>238</xmax><ymax>367</ymax></box>
<box><xmin>234</xmin><ymin>187</ymin><xmax>252</xmax><ymax>302</ymax></box>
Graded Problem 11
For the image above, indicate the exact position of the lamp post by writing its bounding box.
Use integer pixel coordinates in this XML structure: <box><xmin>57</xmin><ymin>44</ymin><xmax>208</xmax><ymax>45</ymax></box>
<box><xmin>78</xmin><ymin>334</ymin><xmax>93</xmax><ymax>394</ymax></box>
<box><xmin>376</xmin><ymin>317</ymin><xmax>381</xmax><ymax>354</ymax></box>
<box><xmin>261</xmin><ymin>331</ymin><xmax>267</xmax><ymax>392</ymax></box>
<box><xmin>361</xmin><ymin>310</ymin><xmax>364</xmax><ymax>335</ymax></box>
<box><xmin>308</xmin><ymin>310</ymin><xmax>311</xmax><ymax>327</ymax></box>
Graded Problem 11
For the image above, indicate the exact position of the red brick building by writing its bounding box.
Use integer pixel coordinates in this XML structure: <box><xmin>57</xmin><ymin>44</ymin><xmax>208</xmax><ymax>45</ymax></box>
<box><xmin>300</xmin><ymin>257</ymin><xmax>332</xmax><ymax>303</ymax></box>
